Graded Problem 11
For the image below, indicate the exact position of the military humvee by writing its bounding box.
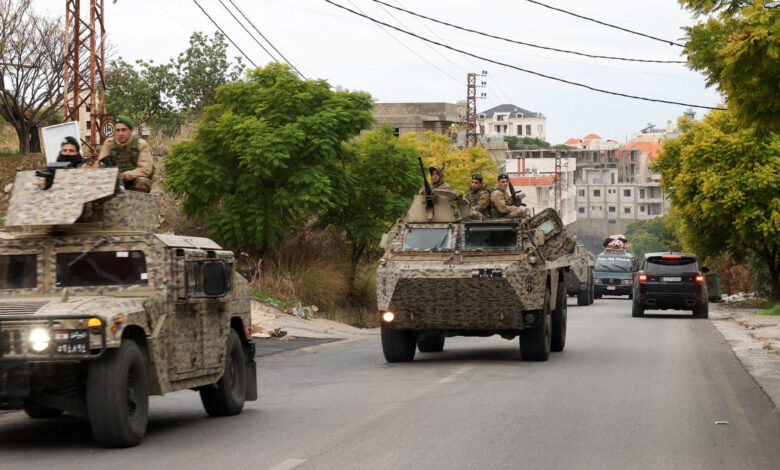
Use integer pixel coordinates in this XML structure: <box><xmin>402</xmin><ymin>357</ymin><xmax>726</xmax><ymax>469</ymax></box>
<box><xmin>376</xmin><ymin>189</ymin><xmax>576</xmax><ymax>362</ymax></box>
<box><xmin>0</xmin><ymin>166</ymin><xmax>257</xmax><ymax>448</ymax></box>
<box><xmin>562</xmin><ymin>242</ymin><xmax>595</xmax><ymax>306</ymax></box>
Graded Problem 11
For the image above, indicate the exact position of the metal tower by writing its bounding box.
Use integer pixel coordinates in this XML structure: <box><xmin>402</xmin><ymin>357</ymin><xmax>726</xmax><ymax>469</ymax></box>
<box><xmin>554</xmin><ymin>150</ymin><xmax>562</xmax><ymax>214</ymax></box>
<box><xmin>465</xmin><ymin>71</ymin><xmax>486</xmax><ymax>148</ymax></box>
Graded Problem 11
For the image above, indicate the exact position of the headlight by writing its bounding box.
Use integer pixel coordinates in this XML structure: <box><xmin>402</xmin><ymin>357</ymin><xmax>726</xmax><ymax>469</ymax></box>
<box><xmin>382</xmin><ymin>311</ymin><xmax>395</xmax><ymax>323</ymax></box>
<box><xmin>593</xmin><ymin>278</ymin><xmax>601</xmax><ymax>284</ymax></box>
<box><xmin>29</xmin><ymin>328</ymin><xmax>50</xmax><ymax>352</ymax></box>
<box><xmin>623</xmin><ymin>279</ymin><xmax>632</xmax><ymax>285</ymax></box>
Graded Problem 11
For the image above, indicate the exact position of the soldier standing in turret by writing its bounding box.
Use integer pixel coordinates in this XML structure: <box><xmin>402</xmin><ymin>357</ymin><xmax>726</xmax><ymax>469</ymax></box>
<box><xmin>490</xmin><ymin>173</ymin><xmax>530</xmax><ymax>219</ymax></box>
<box><xmin>93</xmin><ymin>116</ymin><xmax>154</xmax><ymax>192</ymax></box>
<box><xmin>418</xmin><ymin>165</ymin><xmax>452</xmax><ymax>194</ymax></box>
<box><xmin>464</xmin><ymin>173</ymin><xmax>491</xmax><ymax>220</ymax></box>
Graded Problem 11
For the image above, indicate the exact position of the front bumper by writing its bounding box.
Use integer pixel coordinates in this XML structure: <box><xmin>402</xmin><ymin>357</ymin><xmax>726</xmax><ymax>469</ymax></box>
<box><xmin>595</xmin><ymin>283</ymin><xmax>632</xmax><ymax>296</ymax></box>
<box><xmin>0</xmin><ymin>314</ymin><xmax>107</xmax><ymax>362</ymax></box>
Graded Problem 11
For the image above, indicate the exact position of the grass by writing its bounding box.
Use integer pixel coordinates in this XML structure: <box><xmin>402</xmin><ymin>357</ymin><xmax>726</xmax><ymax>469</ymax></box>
<box><xmin>756</xmin><ymin>304</ymin><xmax>780</xmax><ymax>316</ymax></box>
<box><xmin>728</xmin><ymin>298</ymin><xmax>776</xmax><ymax>309</ymax></box>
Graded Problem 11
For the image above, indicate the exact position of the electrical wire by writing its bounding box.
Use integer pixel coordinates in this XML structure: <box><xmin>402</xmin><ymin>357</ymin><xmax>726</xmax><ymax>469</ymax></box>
<box><xmin>227</xmin><ymin>0</ymin><xmax>307</xmax><ymax>79</ymax></box>
<box><xmin>193</xmin><ymin>0</ymin><xmax>257</xmax><ymax>67</ymax></box>
<box><xmin>216</xmin><ymin>0</ymin><xmax>279</xmax><ymax>62</ymax></box>
<box><xmin>523</xmin><ymin>0</ymin><xmax>685</xmax><ymax>48</ymax></box>
<box><xmin>370</xmin><ymin>0</ymin><xmax>685</xmax><ymax>63</ymax></box>
<box><xmin>323</xmin><ymin>0</ymin><xmax>723</xmax><ymax>110</ymax></box>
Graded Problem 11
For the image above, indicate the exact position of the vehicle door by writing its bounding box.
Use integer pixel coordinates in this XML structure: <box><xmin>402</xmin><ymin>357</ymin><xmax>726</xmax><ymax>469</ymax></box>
<box><xmin>526</xmin><ymin>208</ymin><xmax>576</xmax><ymax>261</ymax></box>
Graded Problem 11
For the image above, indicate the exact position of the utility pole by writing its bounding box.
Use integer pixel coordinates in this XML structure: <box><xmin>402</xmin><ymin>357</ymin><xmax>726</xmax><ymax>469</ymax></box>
<box><xmin>465</xmin><ymin>71</ymin><xmax>487</xmax><ymax>148</ymax></box>
<box><xmin>63</xmin><ymin>0</ymin><xmax>106</xmax><ymax>157</ymax></box>
<box><xmin>554</xmin><ymin>150</ymin><xmax>562</xmax><ymax>214</ymax></box>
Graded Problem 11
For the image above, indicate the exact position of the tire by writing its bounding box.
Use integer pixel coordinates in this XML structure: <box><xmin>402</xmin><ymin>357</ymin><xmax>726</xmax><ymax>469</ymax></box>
<box><xmin>577</xmin><ymin>288</ymin><xmax>588</xmax><ymax>306</ymax></box>
<box><xmin>588</xmin><ymin>279</ymin><xmax>595</xmax><ymax>305</ymax></box>
<box><xmin>417</xmin><ymin>335</ymin><xmax>445</xmax><ymax>353</ymax></box>
<box><xmin>694</xmin><ymin>302</ymin><xmax>709</xmax><ymax>319</ymax></box>
<box><xmin>520</xmin><ymin>287</ymin><xmax>551</xmax><ymax>361</ymax></box>
<box><xmin>595</xmin><ymin>292</ymin><xmax>602</xmax><ymax>299</ymax></box>
<box><xmin>200</xmin><ymin>330</ymin><xmax>246</xmax><ymax>417</ymax></box>
<box><xmin>631</xmin><ymin>300</ymin><xmax>644</xmax><ymax>318</ymax></box>
<box><xmin>24</xmin><ymin>404</ymin><xmax>63</xmax><ymax>419</ymax></box>
<box><xmin>628</xmin><ymin>292</ymin><xmax>634</xmax><ymax>300</ymax></box>
<box><xmin>551</xmin><ymin>282</ymin><xmax>567</xmax><ymax>352</ymax></box>
<box><xmin>381</xmin><ymin>325</ymin><xmax>416</xmax><ymax>362</ymax></box>
<box><xmin>87</xmin><ymin>340</ymin><xmax>149</xmax><ymax>448</ymax></box>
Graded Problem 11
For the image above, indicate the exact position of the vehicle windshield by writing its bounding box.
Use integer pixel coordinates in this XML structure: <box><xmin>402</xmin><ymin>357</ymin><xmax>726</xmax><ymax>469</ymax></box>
<box><xmin>594</xmin><ymin>256</ymin><xmax>634</xmax><ymax>273</ymax></box>
<box><xmin>402</xmin><ymin>227</ymin><xmax>453</xmax><ymax>250</ymax></box>
<box><xmin>56</xmin><ymin>250</ymin><xmax>149</xmax><ymax>287</ymax></box>
<box><xmin>0</xmin><ymin>254</ymin><xmax>37</xmax><ymax>289</ymax></box>
<box><xmin>646</xmin><ymin>257</ymin><xmax>699</xmax><ymax>275</ymax></box>
<box><xmin>465</xmin><ymin>226</ymin><xmax>517</xmax><ymax>249</ymax></box>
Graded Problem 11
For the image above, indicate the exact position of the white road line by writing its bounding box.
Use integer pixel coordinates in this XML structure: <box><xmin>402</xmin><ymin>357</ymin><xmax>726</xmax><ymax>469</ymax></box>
<box><xmin>268</xmin><ymin>459</ymin><xmax>307</xmax><ymax>470</ymax></box>
<box><xmin>437</xmin><ymin>365</ymin><xmax>475</xmax><ymax>384</ymax></box>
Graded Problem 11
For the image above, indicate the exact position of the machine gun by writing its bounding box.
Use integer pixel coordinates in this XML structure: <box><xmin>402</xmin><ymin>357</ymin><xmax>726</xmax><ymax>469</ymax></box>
<box><xmin>35</xmin><ymin>162</ymin><xmax>75</xmax><ymax>190</ymax></box>
<box><xmin>507</xmin><ymin>179</ymin><xmax>527</xmax><ymax>207</ymax></box>
<box><xmin>418</xmin><ymin>157</ymin><xmax>434</xmax><ymax>212</ymax></box>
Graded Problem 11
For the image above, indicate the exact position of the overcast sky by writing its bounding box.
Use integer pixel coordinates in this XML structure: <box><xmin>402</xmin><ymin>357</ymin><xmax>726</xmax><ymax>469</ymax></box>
<box><xmin>36</xmin><ymin>0</ymin><xmax>722</xmax><ymax>144</ymax></box>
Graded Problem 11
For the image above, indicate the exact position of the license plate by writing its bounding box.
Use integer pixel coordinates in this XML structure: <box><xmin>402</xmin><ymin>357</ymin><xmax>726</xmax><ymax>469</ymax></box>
<box><xmin>472</xmin><ymin>268</ymin><xmax>502</xmax><ymax>278</ymax></box>
<box><xmin>662</xmin><ymin>277</ymin><xmax>682</xmax><ymax>282</ymax></box>
<box><xmin>54</xmin><ymin>329</ymin><xmax>89</xmax><ymax>356</ymax></box>
<box><xmin>607</xmin><ymin>286</ymin><xmax>616</xmax><ymax>290</ymax></box>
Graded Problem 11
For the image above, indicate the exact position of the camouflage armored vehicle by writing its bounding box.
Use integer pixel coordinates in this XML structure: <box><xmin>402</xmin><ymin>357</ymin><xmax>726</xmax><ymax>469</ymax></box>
<box><xmin>0</xmin><ymin>166</ymin><xmax>257</xmax><ymax>447</ymax></box>
<box><xmin>376</xmin><ymin>188</ymin><xmax>576</xmax><ymax>362</ymax></box>
<box><xmin>562</xmin><ymin>242</ymin><xmax>595</xmax><ymax>306</ymax></box>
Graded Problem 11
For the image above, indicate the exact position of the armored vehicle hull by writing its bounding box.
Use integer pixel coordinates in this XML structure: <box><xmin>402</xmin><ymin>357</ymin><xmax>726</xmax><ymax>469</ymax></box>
<box><xmin>562</xmin><ymin>243</ymin><xmax>595</xmax><ymax>306</ymax></box>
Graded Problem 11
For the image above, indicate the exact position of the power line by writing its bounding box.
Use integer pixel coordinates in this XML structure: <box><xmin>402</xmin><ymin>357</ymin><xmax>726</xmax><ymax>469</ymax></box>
<box><xmin>370</xmin><ymin>0</ymin><xmax>685</xmax><ymax>63</ymax></box>
<box><xmin>323</xmin><ymin>0</ymin><xmax>723</xmax><ymax>111</ymax></box>
<box><xmin>193</xmin><ymin>0</ymin><xmax>257</xmax><ymax>67</ymax></box>
<box><xmin>227</xmin><ymin>0</ymin><xmax>307</xmax><ymax>79</ymax></box>
<box><xmin>216</xmin><ymin>0</ymin><xmax>279</xmax><ymax>62</ymax></box>
<box><xmin>524</xmin><ymin>0</ymin><xmax>685</xmax><ymax>48</ymax></box>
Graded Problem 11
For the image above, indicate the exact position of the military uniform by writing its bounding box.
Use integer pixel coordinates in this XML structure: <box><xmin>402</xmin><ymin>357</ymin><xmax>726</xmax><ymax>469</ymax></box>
<box><xmin>94</xmin><ymin>135</ymin><xmax>154</xmax><ymax>192</ymax></box>
<box><xmin>419</xmin><ymin>165</ymin><xmax>452</xmax><ymax>195</ymax></box>
<box><xmin>490</xmin><ymin>187</ymin><xmax>530</xmax><ymax>219</ymax></box>
<box><xmin>464</xmin><ymin>187</ymin><xmax>490</xmax><ymax>220</ymax></box>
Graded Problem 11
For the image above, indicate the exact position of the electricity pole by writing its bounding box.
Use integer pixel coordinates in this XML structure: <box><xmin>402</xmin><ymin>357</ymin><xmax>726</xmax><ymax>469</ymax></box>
<box><xmin>465</xmin><ymin>71</ymin><xmax>487</xmax><ymax>148</ymax></box>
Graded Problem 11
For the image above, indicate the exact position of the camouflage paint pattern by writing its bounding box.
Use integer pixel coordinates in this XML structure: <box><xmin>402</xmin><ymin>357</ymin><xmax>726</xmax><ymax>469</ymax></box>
<box><xmin>563</xmin><ymin>243</ymin><xmax>595</xmax><ymax>294</ymax></box>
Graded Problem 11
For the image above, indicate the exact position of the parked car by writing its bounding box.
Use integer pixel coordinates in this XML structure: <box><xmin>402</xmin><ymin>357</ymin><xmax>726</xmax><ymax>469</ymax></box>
<box><xmin>632</xmin><ymin>252</ymin><xmax>709</xmax><ymax>318</ymax></box>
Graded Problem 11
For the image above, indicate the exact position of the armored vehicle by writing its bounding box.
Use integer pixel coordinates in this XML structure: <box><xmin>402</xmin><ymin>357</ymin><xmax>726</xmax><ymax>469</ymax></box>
<box><xmin>376</xmin><ymin>188</ymin><xmax>576</xmax><ymax>362</ymax></box>
<box><xmin>0</xmin><ymin>167</ymin><xmax>257</xmax><ymax>447</ymax></box>
<box><xmin>562</xmin><ymin>243</ymin><xmax>595</xmax><ymax>306</ymax></box>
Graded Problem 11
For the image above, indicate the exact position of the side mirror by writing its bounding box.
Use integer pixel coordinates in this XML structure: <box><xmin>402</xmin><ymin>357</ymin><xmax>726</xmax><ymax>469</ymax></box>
<box><xmin>202</xmin><ymin>260</ymin><xmax>229</xmax><ymax>297</ymax></box>
<box><xmin>533</xmin><ymin>229</ymin><xmax>545</xmax><ymax>246</ymax></box>
<box><xmin>701</xmin><ymin>266</ymin><xmax>710</xmax><ymax>273</ymax></box>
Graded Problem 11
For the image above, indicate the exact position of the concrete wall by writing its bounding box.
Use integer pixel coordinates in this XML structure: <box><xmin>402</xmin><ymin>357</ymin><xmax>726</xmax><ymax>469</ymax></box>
<box><xmin>371</xmin><ymin>102</ymin><xmax>465</xmax><ymax>136</ymax></box>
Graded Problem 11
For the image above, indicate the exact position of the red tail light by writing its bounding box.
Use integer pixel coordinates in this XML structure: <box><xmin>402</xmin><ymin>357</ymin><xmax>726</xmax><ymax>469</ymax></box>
<box><xmin>695</xmin><ymin>275</ymin><xmax>704</xmax><ymax>282</ymax></box>
<box><xmin>661</xmin><ymin>255</ymin><xmax>681</xmax><ymax>260</ymax></box>
<box><xmin>638</xmin><ymin>274</ymin><xmax>648</xmax><ymax>282</ymax></box>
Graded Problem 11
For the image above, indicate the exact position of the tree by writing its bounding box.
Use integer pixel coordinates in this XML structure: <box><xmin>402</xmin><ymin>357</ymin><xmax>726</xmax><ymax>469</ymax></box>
<box><xmin>503</xmin><ymin>135</ymin><xmax>551</xmax><ymax>150</ymax></box>
<box><xmin>319</xmin><ymin>126</ymin><xmax>419</xmax><ymax>296</ymax></box>
<box><xmin>399</xmin><ymin>131</ymin><xmax>497</xmax><ymax>193</ymax></box>
<box><xmin>652</xmin><ymin>110</ymin><xmax>780</xmax><ymax>298</ymax></box>
<box><xmin>0</xmin><ymin>1</ymin><xmax>64</xmax><ymax>153</ymax></box>
<box><xmin>165</xmin><ymin>63</ymin><xmax>374</xmax><ymax>254</ymax></box>
<box><xmin>681</xmin><ymin>0</ymin><xmax>780</xmax><ymax>130</ymax></box>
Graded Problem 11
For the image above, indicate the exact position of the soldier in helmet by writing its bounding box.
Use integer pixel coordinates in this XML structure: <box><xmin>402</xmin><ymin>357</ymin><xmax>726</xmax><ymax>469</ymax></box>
<box><xmin>463</xmin><ymin>173</ymin><xmax>491</xmax><ymax>220</ymax></box>
<box><xmin>490</xmin><ymin>173</ymin><xmax>530</xmax><ymax>219</ymax></box>
<box><xmin>418</xmin><ymin>165</ymin><xmax>452</xmax><ymax>195</ymax></box>
<box><xmin>56</xmin><ymin>136</ymin><xmax>84</xmax><ymax>167</ymax></box>
<box><xmin>93</xmin><ymin>115</ymin><xmax>154</xmax><ymax>192</ymax></box>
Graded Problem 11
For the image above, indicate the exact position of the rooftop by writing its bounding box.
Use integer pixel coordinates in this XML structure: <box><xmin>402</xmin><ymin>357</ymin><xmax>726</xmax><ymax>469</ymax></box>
<box><xmin>479</xmin><ymin>104</ymin><xmax>543</xmax><ymax>119</ymax></box>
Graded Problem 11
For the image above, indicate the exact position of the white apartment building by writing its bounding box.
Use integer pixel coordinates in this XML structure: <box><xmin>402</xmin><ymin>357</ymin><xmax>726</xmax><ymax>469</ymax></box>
<box><xmin>477</xmin><ymin>104</ymin><xmax>546</xmax><ymax>141</ymax></box>
<box><xmin>503</xmin><ymin>157</ymin><xmax>577</xmax><ymax>226</ymax></box>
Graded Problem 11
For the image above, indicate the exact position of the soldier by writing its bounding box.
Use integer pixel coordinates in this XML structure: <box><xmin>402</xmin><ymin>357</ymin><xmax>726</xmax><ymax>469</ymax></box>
<box><xmin>93</xmin><ymin>115</ymin><xmax>154</xmax><ymax>192</ymax></box>
<box><xmin>463</xmin><ymin>173</ymin><xmax>491</xmax><ymax>220</ymax></box>
<box><xmin>419</xmin><ymin>165</ymin><xmax>452</xmax><ymax>194</ymax></box>
<box><xmin>490</xmin><ymin>173</ymin><xmax>530</xmax><ymax>219</ymax></box>
<box><xmin>56</xmin><ymin>136</ymin><xmax>84</xmax><ymax>167</ymax></box>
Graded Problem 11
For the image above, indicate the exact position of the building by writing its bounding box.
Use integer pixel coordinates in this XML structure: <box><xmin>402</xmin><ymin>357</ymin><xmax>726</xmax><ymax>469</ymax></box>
<box><xmin>563</xmin><ymin>133</ymin><xmax>620</xmax><ymax>150</ymax></box>
<box><xmin>477</xmin><ymin>104</ymin><xmax>547</xmax><ymax>141</ymax></box>
<box><xmin>502</xmin><ymin>155</ymin><xmax>578</xmax><ymax>226</ymax></box>
<box><xmin>371</xmin><ymin>102</ymin><xmax>465</xmax><ymax>137</ymax></box>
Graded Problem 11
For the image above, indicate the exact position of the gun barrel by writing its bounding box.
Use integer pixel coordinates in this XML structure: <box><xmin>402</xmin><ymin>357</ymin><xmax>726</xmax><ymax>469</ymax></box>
<box><xmin>418</xmin><ymin>157</ymin><xmax>432</xmax><ymax>196</ymax></box>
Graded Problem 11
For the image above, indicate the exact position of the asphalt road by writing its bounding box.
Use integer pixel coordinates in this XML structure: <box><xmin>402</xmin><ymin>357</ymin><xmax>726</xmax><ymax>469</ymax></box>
<box><xmin>2</xmin><ymin>297</ymin><xmax>780</xmax><ymax>470</ymax></box>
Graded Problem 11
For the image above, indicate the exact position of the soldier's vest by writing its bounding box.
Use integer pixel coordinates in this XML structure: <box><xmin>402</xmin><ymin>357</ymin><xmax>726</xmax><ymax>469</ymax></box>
<box><xmin>110</xmin><ymin>136</ymin><xmax>154</xmax><ymax>178</ymax></box>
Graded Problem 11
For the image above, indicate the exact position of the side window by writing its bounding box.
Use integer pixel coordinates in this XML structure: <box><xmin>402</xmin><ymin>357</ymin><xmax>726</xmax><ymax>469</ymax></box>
<box><xmin>186</xmin><ymin>259</ymin><xmax>231</xmax><ymax>298</ymax></box>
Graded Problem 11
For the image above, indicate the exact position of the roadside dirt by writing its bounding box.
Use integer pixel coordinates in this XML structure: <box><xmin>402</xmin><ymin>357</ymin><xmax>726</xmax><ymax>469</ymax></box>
<box><xmin>251</xmin><ymin>300</ymin><xmax>377</xmax><ymax>339</ymax></box>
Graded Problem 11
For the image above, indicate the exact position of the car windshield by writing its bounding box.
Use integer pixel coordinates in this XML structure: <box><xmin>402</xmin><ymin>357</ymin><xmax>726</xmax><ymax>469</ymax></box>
<box><xmin>0</xmin><ymin>254</ymin><xmax>37</xmax><ymax>289</ymax></box>
<box><xmin>646</xmin><ymin>257</ymin><xmax>698</xmax><ymax>275</ymax></box>
<box><xmin>594</xmin><ymin>256</ymin><xmax>634</xmax><ymax>273</ymax></box>
<box><xmin>465</xmin><ymin>226</ymin><xmax>517</xmax><ymax>249</ymax></box>
<box><xmin>402</xmin><ymin>227</ymin><xmax>453</xmax><ymax>250</ymax></box>
<box><xmin>56</xmin><ymin>250</ymin><xmax>149</xmax><ymax>287</ymax></box>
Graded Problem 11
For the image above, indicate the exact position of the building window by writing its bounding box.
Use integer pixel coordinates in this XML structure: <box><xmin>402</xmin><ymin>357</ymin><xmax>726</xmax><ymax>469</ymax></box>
<box><xmin>624</xmin><ymin>189</ymin><xmax>631</xmax><ymax>197</ymax></box>
<box><xmin>578</xmin><ymin>189</ymin><xmax>584</xmax><ymax>197</ymax></box>
<box><xmin>578</xmin><ymin>207</ymin><xmax>585</xmax><ymax>214</ymax></box>
<box><xmin>393</xmin><ymin>128</ymin><xmax>400</xmax><ymax>137</ymax></box>
<box><xmin>640</xmin><ymin>205</ymin><xmax>645</xmax><ymax>212</ymax></box>
<box><xmin>593</xmin><ymin>189</ymin><xmax>601</xmax><ymax>197</ymax></box>
<box><xmin>526</xmin><ymin>124</ymin><xmax>532</xmax><ymax>135</ymax></box>
<box><xmin>624</xmin><ymin>207</ymin><xmax>631</xmax><ymax>214</ymax></box>
<box><xmin>479</xmin><ymin>114</ymin><xmax>485</xmax><ymax>119</ymax></box>
<box><xmin>517</xmin><ymin>125</ymin><xmax>523</xmax><ymax>136</ymax></box>
<box><xmin>640</xmin><ymin>189</ymin><xmax>645</xmax><ymax>199</ymax></box>
<box><xmin>497</xmin><ymin>114</ymin><xmax>505</xmax><ymax>122</ymax></box>
<box><xmin>86</xmin><ymin>121</ymin><xmax>91</xmax><ymax>130</ymax></box>
<box><xmin>609</xmin><ymin>206</ymin><xmax>616</xmax><ymax>213</ymax></box>
<box><xmin>609</xmin><ymin>220</ymin><xmax>616</xmax><ymax>224</ymax></box>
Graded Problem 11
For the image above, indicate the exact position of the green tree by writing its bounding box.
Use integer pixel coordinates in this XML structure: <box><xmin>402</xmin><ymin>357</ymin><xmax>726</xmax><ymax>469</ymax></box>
<box><xmin>320</xmin><ymin>126</ymin><xmax>419</xmax><ymax>296</ymax></box>
<box><xmin>400</xmin><ymin>131</ymin><xmax>497</xmax><ymax>193</ymax></box>
<box><xmin>503</xmin><ymin>135</ymin><xmax>551</xmax><ymax>150</ymax></box>
<box><xmin>681</xmin><ymin>0</ymin><xmax>780</xmax><ymax>130</ymax></box>
<box><xmin>653</xmin><ymin>110</ymin><xmax>780</xmax><ymax>298</ymax></box>
<box><xmin>165</xmin><ymin>63</ymin><xmax>374</xmax><ymax>253</ymax></box>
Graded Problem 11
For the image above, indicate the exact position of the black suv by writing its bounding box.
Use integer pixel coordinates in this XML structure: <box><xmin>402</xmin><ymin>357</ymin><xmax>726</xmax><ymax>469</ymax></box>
<box><xmin>632</xmin><ymin>252</ymin><xmax>709</xmax><ymax>318</ymax></box>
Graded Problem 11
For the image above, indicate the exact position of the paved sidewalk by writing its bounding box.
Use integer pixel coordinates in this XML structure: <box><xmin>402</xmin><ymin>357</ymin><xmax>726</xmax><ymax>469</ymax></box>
<box><xmin>710</xmin><ymin>303</ymin><xmax>780</xmax><ymax>409</ymax></box>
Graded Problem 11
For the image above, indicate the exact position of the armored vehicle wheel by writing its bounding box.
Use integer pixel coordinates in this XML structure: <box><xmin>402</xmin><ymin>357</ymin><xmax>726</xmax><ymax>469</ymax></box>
<box><xmin>628</xmin><ymin>292</ymin><xmax>633</xmax><ymax>300</ymax></box>
<box><xmin>24</xmin><ymin>404</ymin><xmax>63</xmax><ymax>419</ymax></box>
<box><xmin>87</xmin><ymin>340</ymin><xmax>149</xmax><ymax>448</ymax></box>
<box><xmin>551</xmin><ymin>282</ymin><xmax>567</xmax><ymax>352</ymax></box>
<box><xmin>200</xmin><ymin>330</ymin><xmax>246</xmax><ymax>417</ymax></box>
<box><xmin>588</xmin><ymin>280</ymin><xmax>595</xmax><ymax>304</ymax></box>
<box><xmin>631</xmin><ymin>300</ymin><xmax>644</xmax><ymax>318</ymax></box>
<box><xmin>519</xmin><ymin>287</ymin><xmax>551</xmax><ymax>361</ymax></box>
<box><xmin>577</xmin><ymin>288</ymin><xmax>588</xmax><ymax>306</ymax></box>
<box><xmin>417</xmin><ymin>335</ymin><xmax>445</xmax><ymax>352</ymax></box>
<box><xmin>595</xmin><ymin>292</ymin><xmax>602</xmax><ymax>299</ymax></box>
<box><xmin>381</xmin><ymin>325</ymin><xmax>416</xmax><ymax>362</ymax></box>
<box><xmin>694</xmin><ymin>302</ymin><xmax>709</xmax><ymax>319</ymax></box>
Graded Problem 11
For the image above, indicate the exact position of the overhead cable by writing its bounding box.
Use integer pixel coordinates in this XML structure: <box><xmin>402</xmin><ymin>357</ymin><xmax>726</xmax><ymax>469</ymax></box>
<box><xmin>227</xmin><ymin>0</ymin><xmax>307</xmax><ymax>79</ymax></box>
<box><xmin>370</xmin><ymin>0</ymin><xmax>684</xmax><ymax>63</ymax></box>
<box><xmin>193</xmin><ymin>0</ymin><xmax>257</xmax><ymax>67</ymax></box>
<box><xmin>216</xmin><ymin>0</ymin><xmax>279</xmax><ymax>62</ymax></box>
<box><xmin>323</xmin><ymin>0</ymin><xmax>723</xmax><ymax>110</ymax></box>
<box><xmin>524</xmin><ymin>0</ymin><xmax>685</xmax><ymax>47</ymax></box>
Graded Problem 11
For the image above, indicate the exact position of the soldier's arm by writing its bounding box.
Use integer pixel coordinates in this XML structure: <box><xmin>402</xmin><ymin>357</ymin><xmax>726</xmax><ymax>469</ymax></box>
<box><xmin>123</xmin><ymin>140</ymin><xmax>153</xmax><ymax>179</ymax></box>
<box><xmin>93</xmin><ymin>138</ymin><xmax>113</xmax><ymax>167</ymax></box>
<box><xmin>474</xmin><ymin>191</ymin><xmax>490</xmax><ymax>212</ymax></box>
<box><xmin>490</xmin><ymin>190</ymin><xmax>516</xmax><ymax>215</ymax></box>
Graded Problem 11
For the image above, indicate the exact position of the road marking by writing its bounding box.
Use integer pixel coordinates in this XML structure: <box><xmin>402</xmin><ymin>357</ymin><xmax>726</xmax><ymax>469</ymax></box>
<box><xmin>269</xmin><ymin>459</ymin><xmax>307</xmax><ymax>470</ymax></box>
<box><xmin>437</xmin><ymin>365</ymin><xmax>475</xmax><ymax>383</ymax></box>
